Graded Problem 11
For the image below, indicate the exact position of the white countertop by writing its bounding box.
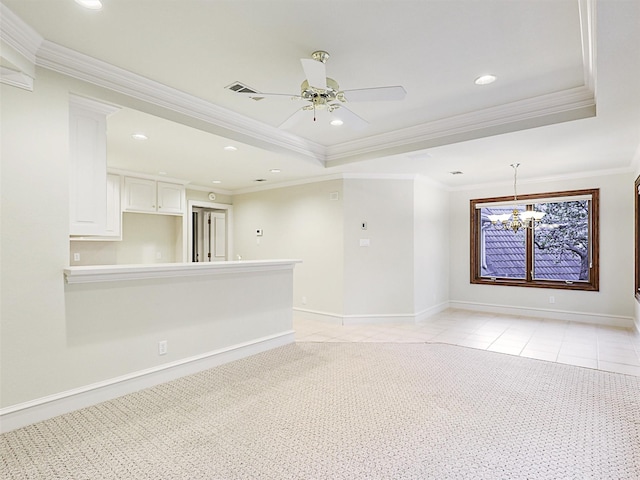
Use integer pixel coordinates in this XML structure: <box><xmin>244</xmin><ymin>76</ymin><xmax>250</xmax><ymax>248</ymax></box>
<box><xmin>64</xmin><ymin>259</ymin><xmax>302</xmax><ymax>284</ymax></box>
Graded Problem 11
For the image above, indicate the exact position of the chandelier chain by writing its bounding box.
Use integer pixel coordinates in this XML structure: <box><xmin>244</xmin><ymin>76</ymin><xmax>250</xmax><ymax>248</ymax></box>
<box><xmin>511</xmin><ymin>163</ymin><xmax>520</xmax><ymax>202</ymax></box>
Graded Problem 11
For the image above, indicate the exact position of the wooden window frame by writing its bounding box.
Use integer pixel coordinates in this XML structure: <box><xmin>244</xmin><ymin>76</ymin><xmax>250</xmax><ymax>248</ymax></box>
<box><xmin>470</xmin><ymin>188</ymin><xmax>599</xmax><ymax>291</ymax></box>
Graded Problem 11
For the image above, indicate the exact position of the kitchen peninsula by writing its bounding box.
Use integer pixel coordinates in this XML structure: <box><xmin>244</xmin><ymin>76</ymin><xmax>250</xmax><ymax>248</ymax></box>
<box><xmin>4</xmin><ymin>260</ymin><xmax>299</xmax><ymax>432</ymax></box>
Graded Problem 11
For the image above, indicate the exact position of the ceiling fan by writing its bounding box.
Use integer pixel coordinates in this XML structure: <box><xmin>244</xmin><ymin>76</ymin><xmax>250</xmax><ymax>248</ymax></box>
<box><xmin>237</xmin><ymin>50</ymin><xmax>406</xmax><ymax>130</ymax></box>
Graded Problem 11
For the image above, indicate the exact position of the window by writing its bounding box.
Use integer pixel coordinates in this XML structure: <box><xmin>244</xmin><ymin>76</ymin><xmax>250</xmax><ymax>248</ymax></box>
<box><xmin>470</xmin><ymin>189</ymin><xmax>599</xmax><ymax>291</ymax></box>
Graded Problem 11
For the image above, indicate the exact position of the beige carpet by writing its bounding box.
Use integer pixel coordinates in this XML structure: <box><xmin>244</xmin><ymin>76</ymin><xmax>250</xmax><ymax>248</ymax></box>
<box><xmin>1</xmin><ymin>342</ymin><xmax>639</xmax><ymax>479</ymax></box>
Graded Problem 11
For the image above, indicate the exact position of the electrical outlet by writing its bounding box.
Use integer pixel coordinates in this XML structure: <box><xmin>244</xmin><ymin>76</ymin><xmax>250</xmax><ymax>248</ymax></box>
<box><xmin>302</xmin><ymin>296</ymin><xmax>307</xmax><ymax>305</ymax></box>
<box><xmin>73</xmin><ymin>253</ymin><xmax>80</xmax><ymax>262</ymax></box>
<box><xmin>549</xmin><ymin>296</ymin><xmax>555</xmax><ymax>304</ymax></box>
<box><xmin>158</xmin><ymin>340</ymin><xmax>168</xmax><ymax>355</ymax></box>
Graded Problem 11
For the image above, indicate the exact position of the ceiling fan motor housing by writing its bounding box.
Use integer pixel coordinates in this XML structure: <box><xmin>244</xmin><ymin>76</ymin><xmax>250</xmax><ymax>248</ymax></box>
<box><xmin>300</xmin><ymin>78</ymin><xmax>344</xmax><ymax>107</ymax></box>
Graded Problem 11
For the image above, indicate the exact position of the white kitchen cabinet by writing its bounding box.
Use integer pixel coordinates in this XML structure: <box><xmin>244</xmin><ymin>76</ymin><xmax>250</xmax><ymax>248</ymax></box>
<box><xmin>157</xmin><ymin>181</ymin><xmax>185</xmax><ymax>214</ymax></box>
<box><xmin>68</xmin><ymin>95</ymin><xmax>119</xmax><ymax>236</ymax></box>
<box><xmin>123</xmin><ymin>176</ymin><xmax>185</xmax><ymax>215</ymax></box>
<box><xmin>104</xmin><ymin>174</ymin><xmax>122</xmax><ymax>237</ymax></box>
<box><xmin>123</xmin><ymin>177</ymin><xmax>156</xmax><ymax>213</ymax></box>
<box><xmin>70</xmin><ymin>174</ymin><xmax>122</xmax><ymax>241</ymax></box>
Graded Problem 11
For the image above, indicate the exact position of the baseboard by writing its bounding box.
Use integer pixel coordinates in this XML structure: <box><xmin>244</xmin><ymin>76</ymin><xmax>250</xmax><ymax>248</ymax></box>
<box><xmin>293</xmin><ymin>302</ymin><xmax>449</xmax><ymax>325</ymax></box>
<box><xmin>0</xmin><ymin>331</ymin><xmax>294</xmax><ymax>433</ymax></box>
<box><xmin>414</xmin><ymin>303</ymin><xmax>451</xmax><ymax>323</ymax></box>
<box><xmin>449</xmin><ymin>301</ymin><xmax>634</xmax><ymax>329</ymax></box>
<box><xmin>293</xmin><ymin>308</ymin><xmax>344</xmax><ymax>324</ymax></box>
<box><xmin>294</xmin><ymin>302</ymin><xmax>634</xmax><ymax>329</ymax></box>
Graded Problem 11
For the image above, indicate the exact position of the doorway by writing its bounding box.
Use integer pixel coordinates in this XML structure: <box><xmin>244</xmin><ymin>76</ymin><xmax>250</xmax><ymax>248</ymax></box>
<box><xmin>187</xmin><ymin>201</ymin><xmax>233</xmax><ymax>262</ymax></box>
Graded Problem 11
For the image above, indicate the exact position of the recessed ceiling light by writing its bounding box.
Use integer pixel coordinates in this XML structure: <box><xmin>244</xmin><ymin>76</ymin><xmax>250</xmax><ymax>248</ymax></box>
<box><xmin>269</xmin><ymin>169</ymin><xmax>281</xmax><ymax>173</ymax></box>
<box><xmin>474</xmin><ymin>75</ymin><xmax>497</xmax><ymax>85</ymax></box>
<box><xmin>74</xmin><ymin>0</ymin><xmax>103</xmax><ymax>10</ymax></box>
<box><xmin>131</xmin><ymin>133</ymin><xmax>148</xmax><ymax>140</ymax></box>
<box><xmin>158</xmin><ymin>171</ymin><xmax>167</xmax><ymax>176</ymax></box>
<box><xmin>254</xmin><ymin>179</ymin><xmax>267</xmax><ymax>182</ymax></box>
<box><xmin>211</xmin><ymin>180</ymin><xmax>222</xmax><ymax>184</ymax></box>
<box><xmin>330</xmin><ymin>119</ymin><xmax>344</xmax><ymax>126</ymax></box>
<box><xmin>224</xmin><ymin>145</ymin><xmax>237</xmax><ymax>151</ymax></box>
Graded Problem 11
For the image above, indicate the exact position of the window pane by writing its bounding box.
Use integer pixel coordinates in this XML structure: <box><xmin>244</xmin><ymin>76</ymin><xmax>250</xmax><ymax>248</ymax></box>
<box><xmin>480</xmin><ymin>206</ymin><xmax>526</xmax><ymax>279</ymax></box>
<box><xmin>533</xmin><ymin>200</ymin><xmax>590</xmax><ymax>281</ymax></box>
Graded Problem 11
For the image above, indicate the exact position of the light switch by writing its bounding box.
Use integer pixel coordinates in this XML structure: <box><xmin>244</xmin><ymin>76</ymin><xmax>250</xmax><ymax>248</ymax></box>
<box><xmin>359</xmin><ymin>239</ymin><xmax>370</xmax><ymax>247</ymax></box>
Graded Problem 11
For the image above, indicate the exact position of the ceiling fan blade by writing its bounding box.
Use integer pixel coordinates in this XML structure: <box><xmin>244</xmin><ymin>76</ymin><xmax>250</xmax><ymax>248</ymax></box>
<box><xmin>278</xmin><ymin>108</ymin><xmax>308</xmax><ymax>130</ymax></box>
<box><xmin>341</xmin><ymin>86</ymin><xmax>407</xmax><ymax>102</ymax></box>
<box><xmin>300</xmin><ymin>58</ymin><xmax>327</xmax><ymax>89</ymax></box>
<box><xmin>330</xmin><ymin>105</ymin><xmax>369</xmax><ymax>131</ymax></box>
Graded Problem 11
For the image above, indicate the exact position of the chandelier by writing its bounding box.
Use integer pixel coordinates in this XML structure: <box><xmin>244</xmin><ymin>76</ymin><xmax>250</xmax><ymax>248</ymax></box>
<box><xmin>487</xmin><ymin>163</ymin><xmax>545</xmax><ymax>233</ymax></box>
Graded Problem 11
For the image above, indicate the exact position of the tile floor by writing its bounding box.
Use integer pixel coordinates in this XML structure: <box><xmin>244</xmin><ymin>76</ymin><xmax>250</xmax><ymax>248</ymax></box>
<box><xmin>294</xmin><ymin>309</ymin><xmax>640</xmax><ymax>377</ymax></box>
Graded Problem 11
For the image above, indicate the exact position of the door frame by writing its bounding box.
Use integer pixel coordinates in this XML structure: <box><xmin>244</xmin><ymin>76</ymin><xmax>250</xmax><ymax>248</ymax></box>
<box><xmin>185</xmin><ymin>200</ymin><xmax>234</xmax><ymax>262</ymax></box>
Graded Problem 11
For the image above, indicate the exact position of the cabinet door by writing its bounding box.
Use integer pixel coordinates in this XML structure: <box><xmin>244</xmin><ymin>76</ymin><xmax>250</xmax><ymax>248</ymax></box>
<box><xmin>124</xmin><ymin>177</ymin><xmax>156</xmax><ymax>212</ymax></box>
<box><xmin>157</xmin><ymin>182</ymin><xmax>185</xmax><ymax>214</ymax></box>
<box><xmin>69</xmin><ymin>105</ymin><xmax>107</xmax><ymax>235</ymax></box>
<box><xmin>104</xmin><ymin>174</ymin><xmax>122</xmax><ymax>237</ymax></box>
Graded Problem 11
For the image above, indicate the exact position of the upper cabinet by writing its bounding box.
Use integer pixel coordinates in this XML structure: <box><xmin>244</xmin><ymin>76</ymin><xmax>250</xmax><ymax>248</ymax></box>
<box><xmin>123</xmin><ymin>176</ymin><xmax>185</xmax><ymax>215</ymax></box>
<box><xmin>69</xmin><ymin>95</ymin><xmax>119</xmax><ymax>237</ymax></box>
<box><xmin>157</xmin><ymin>181</ymin><xmax>185</xmax><ymax>214</ymax></box>
<box><xmin>104</xmin><ymin>173</ymin><xmax>122</xmax><ymax>238</ymax></box>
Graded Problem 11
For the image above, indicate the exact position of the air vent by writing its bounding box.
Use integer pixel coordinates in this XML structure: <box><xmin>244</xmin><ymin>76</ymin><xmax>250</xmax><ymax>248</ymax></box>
<box><xmin>225</xmin><ymin>82</ymin><xmax>264</xmax><ymax>100</ymax></box>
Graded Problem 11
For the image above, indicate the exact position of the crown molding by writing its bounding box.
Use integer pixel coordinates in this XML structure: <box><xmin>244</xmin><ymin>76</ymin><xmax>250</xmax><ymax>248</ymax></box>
<box><xmin>184</xmin><ymin>183</ymin><xmax>234</xmax><ymax>196</ymax></box>
<box><xmin>579</xmin><ymin>0</ymin><xmax>597</xmax><ymax>94</ymax></box>
<box><xmin>325</xmin><ymin>85</ymin><xmax>596</xmax><ymax>166</ymax></box>
<box><xmin>232</xmin><ymin>172</ymin><xmax>427</xmax><ymax>196</ymax></box>
<box><xmin>35</xmin><ymin>39</ymin><xmax>327</xmax><ymax>164</ymax></box>
<box><xmin>3</xmin><ymin>1</ymin><xmax>598</xmax><ymax>170</ymax></box>
<box><xmin>107</xmin><ymin>168</ymin><xmax>190</xmax><ymax>186</ymax></box>
<box><xmin>0</xmin><ymin>65</ymin><xmax>33</xmax><ymax>90</ymax></box>
<box><xmin>448</xmin><ymin>166</ymin><xmax>634</xmax><ymax>193</ymax></box>
<box><xmin>232</xmin><ymin>174</ymin><xmax>346</xmax><ymax>195</ymax></box>
<box><xmin>0</xmin><ymin>3</ymin><xmax>42</xmax><ymax>66</ymax></box>
<box><xmin>69</xmin><ymin>93</ymin><xmax>120</xmax><ymax>116</ymax></box>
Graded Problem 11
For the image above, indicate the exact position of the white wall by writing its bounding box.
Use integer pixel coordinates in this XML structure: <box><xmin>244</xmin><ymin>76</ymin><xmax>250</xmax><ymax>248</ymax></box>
<box><xmin>449</xmin><ymin>172</ymin><xmax>635</xmax><ymax>325</ymax></box>
<box><xmin>116</xmin><ymin>213</ymin><xmax>182</xmax><ymax>264</ymax></box>
<box><xmin>232</xmin><ymin>180</ymin><xmax>345</xmax><ymax>315</ymax></box>
<box><xmin>342</xmin><ymin>178</ymin><xmax>415</xmax><ymax>316</ymax></box>
<box><xmin>1</xmin><ymin>69</ymin><xmax>71</xmax><ymax>408</ymax></box>
<box><xmin>414</xmin><ymin>177</ymin><xmax>450</xmax><ymax>315</ymax></box>
<box><xmin>232</xmin><ymin>177</ymin><xmax>451</xmax><ymax>323</ymax></box>
<box><xmin>63</xmin><ymin>266</ymin><xmax>294</xmax><ymax>391</ymax></box>
<box><xmin>70</xmin><ymin>213</ymin><xmax>183</xmax><ymax>265</ymax></box>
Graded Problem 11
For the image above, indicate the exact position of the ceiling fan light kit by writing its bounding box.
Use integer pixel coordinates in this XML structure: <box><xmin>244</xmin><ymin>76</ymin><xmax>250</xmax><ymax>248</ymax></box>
<box><xmin>233</xmin><ymin>50</ymin><xmax>406</xmax><ymax>129</ymax></box>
